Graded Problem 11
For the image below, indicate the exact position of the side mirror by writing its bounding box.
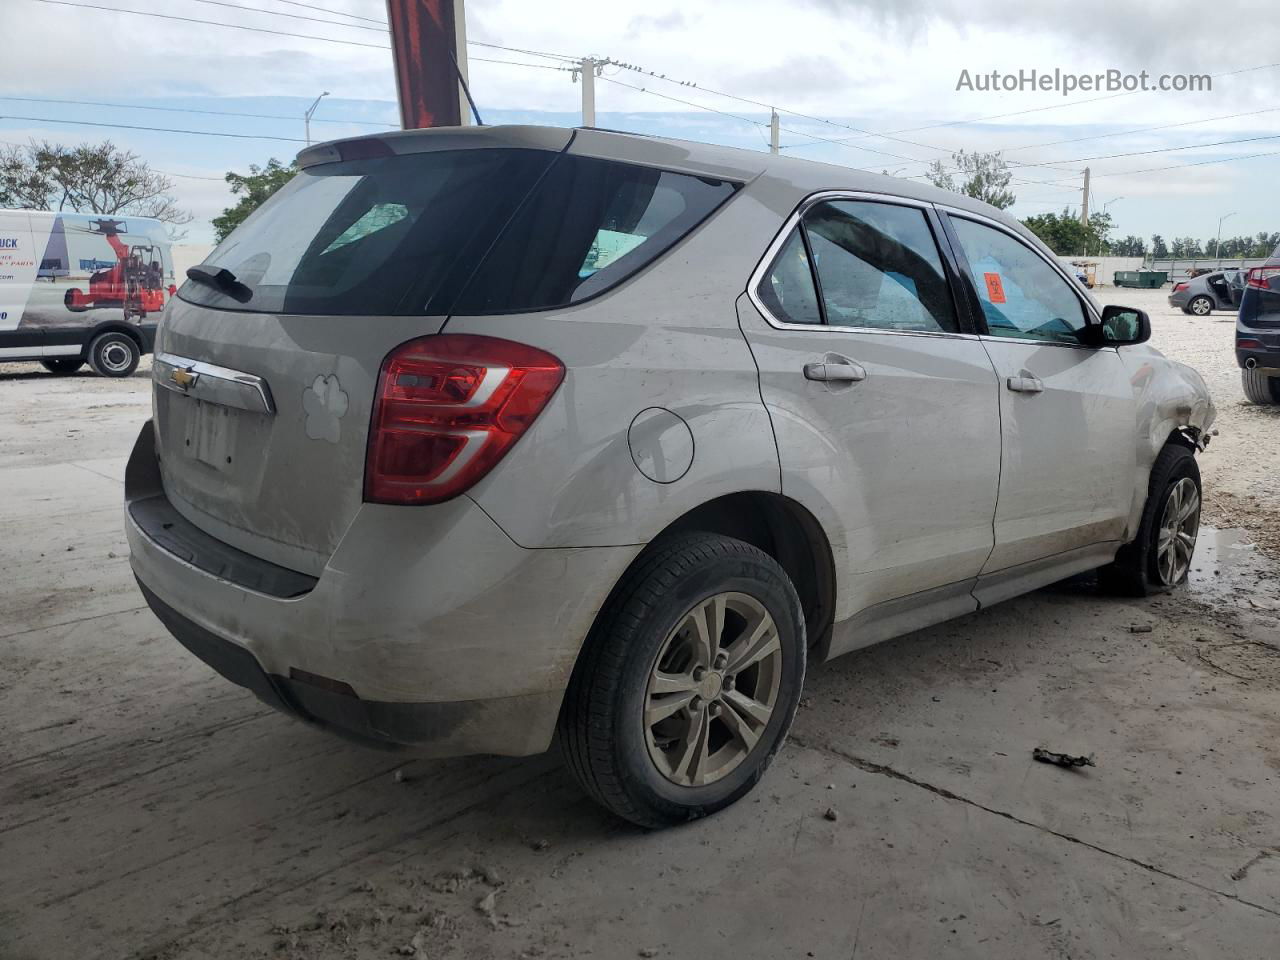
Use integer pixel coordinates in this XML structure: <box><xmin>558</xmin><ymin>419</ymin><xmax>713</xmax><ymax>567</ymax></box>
<box><xmin>1086</xmin><ymin>305</ymin><xmax>1151</xmax><ymax>347</ymax></box>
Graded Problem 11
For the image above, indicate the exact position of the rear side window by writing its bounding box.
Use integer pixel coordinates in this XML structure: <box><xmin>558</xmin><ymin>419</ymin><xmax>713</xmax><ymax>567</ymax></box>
<box><xmin>449</xmin><ymin>156</ymin><xmax>738</xmax><ymax>315</ymax></box>
<box><xmin>754</xmin><ymin>199</ymin><xmax>958</xmax><ymax>333</ymax></box>
<box><xmin>180</xmin><ymin>149</ymin><xmax>558</xmax><ymax>315</ymax></box>
<box><xmin>804</xmin><ymin>201</ymin><xmax>958</xmax><ymax>333</ymax></box>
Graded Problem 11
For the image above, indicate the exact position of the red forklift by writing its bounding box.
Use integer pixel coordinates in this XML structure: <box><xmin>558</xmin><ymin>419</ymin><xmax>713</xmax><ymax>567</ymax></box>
<box><xmin>63</xmin><ymin>218</ymin><xmax>173</xmax><ymax>320</ymax></box>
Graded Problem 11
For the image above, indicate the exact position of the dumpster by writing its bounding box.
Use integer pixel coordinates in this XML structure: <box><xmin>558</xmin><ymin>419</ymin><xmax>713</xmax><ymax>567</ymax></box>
<box><xmin>1114</xmin><ymin>270</ymin><xmax>1168</xmax><ymax>288</ymax></box>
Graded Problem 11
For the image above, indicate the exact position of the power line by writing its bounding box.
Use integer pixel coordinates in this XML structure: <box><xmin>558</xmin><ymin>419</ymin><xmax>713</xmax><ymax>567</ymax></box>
<box><xmin>22</xmin><ymin>0</ymin><xmax>582</xmax><ymax>63</ymax></box>
<box><xmin>258</xmin><ymin>0</ymin><xmax>382</xmax><ymax>24</ymax></box>
<box><xmin>179</xmin><ymin>0</ymin><xmax>386</xmax><ymax>32</ymax></box>
<box><xmin>0</xmin><ymin>114</ymin><xmax>308</xmax><ymax>142</ymax></box>
<box><xmin>26</xmin><ymin>0</ymin><xmax>391</xmax><ymax>49</ymax></box>
<box><xmin>0</xmin><ymin>95</ymin><xmax>399</xmax><ymax>128</ymax></box>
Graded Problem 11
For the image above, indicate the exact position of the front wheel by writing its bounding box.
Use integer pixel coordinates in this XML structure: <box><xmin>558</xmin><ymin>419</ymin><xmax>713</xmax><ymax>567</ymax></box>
<box><xmin>559</xmin><ymin>533</ymin><xmax>806</xmax><ymax>828</ymax></box>
<box><xmin>88</xmin><ymin>331</ymin><xmax>140</xmax><ymax>378</ymax></box>
<box><xmin>1242</xmin><ymin>367</ymin><xmax>1280</xmax><ymax>405</ymax></box>
<box><xmin>1098</xmin><ymin>443</ymin><xmax>1201</xmax><ymax>596</ymax></box>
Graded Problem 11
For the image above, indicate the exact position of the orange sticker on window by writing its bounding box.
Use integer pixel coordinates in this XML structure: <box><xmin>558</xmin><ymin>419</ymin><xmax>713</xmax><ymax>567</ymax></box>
<box><xmin>984</xmin><ymin>272</ymin><xmax>1007</xmax><ymax>304</ymax></box>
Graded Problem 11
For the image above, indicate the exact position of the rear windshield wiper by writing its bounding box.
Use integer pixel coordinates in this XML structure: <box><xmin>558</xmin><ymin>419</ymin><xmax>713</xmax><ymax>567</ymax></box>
<box><xmin>186</xmin><ymin>265</ymin><xmax>253</xmax><ymax>304</ymax></box>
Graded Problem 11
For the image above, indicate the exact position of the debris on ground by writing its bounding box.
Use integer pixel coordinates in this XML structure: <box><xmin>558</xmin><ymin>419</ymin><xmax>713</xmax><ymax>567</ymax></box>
<box><xmin>531</xmin><ymin>838</ymin><xmax>551</xmax><ymax>852</ymax></box>
<box><xmin>1032</xmin><ymin>747</ymin><xmax>1096</xmax><ymax>769</ymax></box>
<box><xmin>1130</xmin><ymin>624</ymin><xmax>1154</xmax><ymax>634</ymax></box>
<box><xmin>823</xmin><ymin>807</ymin><xmax>839</xmax><ymax>821</ymax></box>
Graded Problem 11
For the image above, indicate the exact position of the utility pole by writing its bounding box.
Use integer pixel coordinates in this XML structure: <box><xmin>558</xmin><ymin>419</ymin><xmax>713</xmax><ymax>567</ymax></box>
<box><xmin>1215</xmin><ymin>211</ymin><xmax>1236</xmax><ymax>267</ymax></box>
<box><xmin>578</xmin><ymin>57</ymin><xmax>597</xmax><ymax>127</ymax></box>
<box><xmin>769</xmin><ymin>109</ymin><xmax>779</xmax><ymax>155</ymax></box>
<box><xmin>1080</xmin><ymin>167</ymin><xmax>1090</xmax><ymax>226</ymax></box>
<box><xmin>304</xmin><ymin>91</ymin><xmax>329</xmax><ymax>146</ymax></box>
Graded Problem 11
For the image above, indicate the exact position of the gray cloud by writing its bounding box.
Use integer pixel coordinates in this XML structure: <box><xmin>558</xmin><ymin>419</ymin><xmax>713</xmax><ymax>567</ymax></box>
<box><xmin>802</xmin><ymin>0</ymin><xmax>1276</xmax><ymax>68</ymax></box>
<box><xmin>627</xmin><ymin>11</ymin><xmax>689</xmax><ymax>33</ymax></box>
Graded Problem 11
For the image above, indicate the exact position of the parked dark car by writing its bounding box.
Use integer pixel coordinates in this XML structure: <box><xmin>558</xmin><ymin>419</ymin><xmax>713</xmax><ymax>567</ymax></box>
<box><xmin>1169</xmin><ymin>270</ymin><xmax>1244</xmax><ymax>316</ymax></box>
<box><xmin>1237</xmin><ymin>246</ymin><xmax>1280</xmax><ymax>404</ymax></box>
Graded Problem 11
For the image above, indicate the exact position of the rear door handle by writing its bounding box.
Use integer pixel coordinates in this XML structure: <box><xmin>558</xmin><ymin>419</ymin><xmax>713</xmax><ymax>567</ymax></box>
<box><xmin>1006</xmin><ymin>376</ymin><xmax>1044</xmax><ymax>394</ymax></box>
<box><xmin>804</xmin><ymin>361</ymin><xmax>866</xmax><ymax>383</ymax></box>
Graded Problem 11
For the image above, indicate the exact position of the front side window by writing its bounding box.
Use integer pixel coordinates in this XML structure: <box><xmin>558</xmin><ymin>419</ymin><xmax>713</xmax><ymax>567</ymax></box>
<box><xmin>949</xmin><ymin>217</ymin><xmax>1088</xmax><ymax>344</ymax></box>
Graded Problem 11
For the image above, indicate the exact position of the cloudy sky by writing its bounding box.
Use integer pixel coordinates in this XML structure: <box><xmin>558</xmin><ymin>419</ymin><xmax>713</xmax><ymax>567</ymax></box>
<box><xmin>4</xmin><ymin>0</ymin><xmax>1277</xmax><ymax>246</ymax></box>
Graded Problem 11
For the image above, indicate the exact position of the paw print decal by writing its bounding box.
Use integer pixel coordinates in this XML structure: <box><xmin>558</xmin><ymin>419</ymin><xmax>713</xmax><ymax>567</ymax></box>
<box><xmin>303</xmin><ymin>374</ymin><xmax>348</xmax><ymax>443</ymax></box>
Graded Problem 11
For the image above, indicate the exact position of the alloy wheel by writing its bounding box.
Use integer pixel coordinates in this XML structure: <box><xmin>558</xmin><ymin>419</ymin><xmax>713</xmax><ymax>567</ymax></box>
<box><xmin>1156</xmin><ymin>477</ymin><xmax>1200</xmax><ymax>585</ymax></box>
<box><xmin>643</xmin><ymin>592</ymin><xmax>783</xmax><ymax>787</ymax></box>
<box><xmin>1190</xmin><ymin>297</ymin><xmax>1211</xmax><ymax>316</ymax></box>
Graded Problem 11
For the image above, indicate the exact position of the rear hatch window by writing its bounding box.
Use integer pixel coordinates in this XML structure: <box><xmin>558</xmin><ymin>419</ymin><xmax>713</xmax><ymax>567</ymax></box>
<box><xmin>180</xmin><ymin>147</ymin><xmax>738</xmax><ymax>317</ymax></box>
<box><xmin>1241</xmin><ymin>244</ymin><xmax>1280</xmax><ymax>327</ymax></box>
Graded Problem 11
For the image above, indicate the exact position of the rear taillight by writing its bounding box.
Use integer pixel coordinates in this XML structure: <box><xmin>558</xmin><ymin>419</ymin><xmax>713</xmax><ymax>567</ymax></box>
<box><xmin>365</xmin><ymin>334</ymin><xmax>565</xmax><ymax>505</ymax></box>
<box><xmin>1237</xmin><ymin>337</ymin><xmax>1264</xmax><ymax>350</ymax></box>
<box><xmin>1172</xmin><ymin>282</ymin><xmax>1189</xmax><ymax>292</ymax></box>
<box><xmin>1247</xmin><ymin>266</ymin><xmax>1280</xmax><ymax>290</ymax></box>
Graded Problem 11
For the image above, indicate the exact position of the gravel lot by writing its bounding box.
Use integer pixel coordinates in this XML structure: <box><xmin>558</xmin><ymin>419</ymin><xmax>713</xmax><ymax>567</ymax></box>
<box><xmin>3</xmin><ymin>291</ymin><xmax>1279</xmax><ymax>960</ymax></box>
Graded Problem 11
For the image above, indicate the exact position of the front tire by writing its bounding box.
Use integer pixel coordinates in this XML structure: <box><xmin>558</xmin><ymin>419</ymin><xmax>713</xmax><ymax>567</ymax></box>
<box><xmin>40</xmin><ymin>358</ymin><xmax>85</xmax><ymax>375</ymax></box>
<box><xmin>1098</xmin><ymin>443</ymin><xmax>1201</xmax><ymax>597</ymax></box>
<box><xmin>559</xmin><ymin>533</ymin><xmax>806</xmax><ymax>828</ymax></box>
<box><xmin>1242</xmin><ymin>367</ymin><xmax>1280</xmax><ymax>405</ymax></box>
<box><xmin>1187</xmin><ymin>295</ymin><xmax>1213</xmax><ymax>316</ymax></box>
<box><xmin>88</xmin><ymin>332</ymin><xmax>140</xmax><ymax>378</ymax></box>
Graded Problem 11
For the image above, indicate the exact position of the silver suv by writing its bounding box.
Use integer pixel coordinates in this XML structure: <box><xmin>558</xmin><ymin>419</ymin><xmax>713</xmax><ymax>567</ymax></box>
<box><xmin>126</xmin><ymin>126</ymin><xmax>1215</xmax><ymax>827</ymax></box>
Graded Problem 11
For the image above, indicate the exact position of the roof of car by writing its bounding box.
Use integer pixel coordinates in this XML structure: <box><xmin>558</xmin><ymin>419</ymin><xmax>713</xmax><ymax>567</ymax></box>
<box><xmin>301</xmin><ymin>123</ymin><xmax>1031</xmax><ymax>237</ymax></box>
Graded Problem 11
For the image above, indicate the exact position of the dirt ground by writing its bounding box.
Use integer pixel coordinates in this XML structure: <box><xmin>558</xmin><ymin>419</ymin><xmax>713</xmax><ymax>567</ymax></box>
<box><xmin>3</xmin><ymin>290</ymin><xmax>1280</xmax><ymax>960</ymax></box>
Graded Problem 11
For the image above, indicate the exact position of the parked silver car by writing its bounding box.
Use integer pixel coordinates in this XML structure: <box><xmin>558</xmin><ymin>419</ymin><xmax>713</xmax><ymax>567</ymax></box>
<box><xmin>126</xmin><ymin>126</ymin><xmax>1215</xmax><ymax>827</ymax></box>
<box><xmin>1169</xmin><ymin>270</ymin><xmax>1244</xmax><ymax>315</ymax></box>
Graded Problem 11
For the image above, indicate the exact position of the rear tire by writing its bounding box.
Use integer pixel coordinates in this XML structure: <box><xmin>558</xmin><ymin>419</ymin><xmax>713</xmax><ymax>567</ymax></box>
<box><xmin>558</xmin><ymin>533</ymin><xmax>806</xmax><ymax>828</ymax></box>
<box><xmin>40</xmin><ymin>358</ymin><xmax>85</xmax><ymax>375</ymax></box>
<box><xmin>88</xmin><ymin>332</ymin><xmax>140</xmax><ymax>378</ymax></box>
<box><xmin>1242</xmin><ymin>367</ymin><xmax>1280</xmax><ymax>405</ymax></box>
<box><xmin>1187</xmin><ymin>295</ymin><xmax>1213</xmax><ymax>316</ymax></box>
<box><xmin>1098</xmin><ymin>443</ymin><xmax>1201</xmax><ymax>597</ymax></box>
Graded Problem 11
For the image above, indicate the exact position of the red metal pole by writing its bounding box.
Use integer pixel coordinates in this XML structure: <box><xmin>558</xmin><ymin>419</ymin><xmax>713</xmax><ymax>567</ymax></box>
<box><xmin>385</xmin><ymin>0</ymin><xmax>463</xmax><ymax>129</ymax></box>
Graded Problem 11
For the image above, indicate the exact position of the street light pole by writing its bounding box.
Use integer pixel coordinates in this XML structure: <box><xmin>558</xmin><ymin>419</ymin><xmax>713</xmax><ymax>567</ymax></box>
<box><xmin>1215</xmin><ymin>211</ymin><xmax>1236</xmax><ymax>267</ymax></box>
<box><xmin>305</xmin><ymin>91</ymin><xmax>330</xmax><ymax>146</ymax></box>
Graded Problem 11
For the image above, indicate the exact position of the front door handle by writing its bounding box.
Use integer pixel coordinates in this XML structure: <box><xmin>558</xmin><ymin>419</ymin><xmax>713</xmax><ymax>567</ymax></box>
<box><xmin>1006</xmin><ymin>376</ymin><xmax>1044</xmax><ymax>394</ymax></box>
<box><xmin>804</xmin><ymin>360</ymin><xmax>866</xmax><ymax>383</ymax></box>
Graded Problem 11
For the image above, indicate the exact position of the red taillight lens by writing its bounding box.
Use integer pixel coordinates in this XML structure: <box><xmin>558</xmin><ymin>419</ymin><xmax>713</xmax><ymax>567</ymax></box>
<box><xmin>1237</xmin><ymin>338</ymin><xmax>1264</xmax><ymax>350</ymax></box>
<box><xmin>1247</xmin><ymin>266</ymin><xmax>1280</xmax><ymax>290</ymax></box>
<box><xmin>1172</xmin><ymin>282</ymin><xmax>1188</xmax><ymax>292</ymax></box>
<box><xmin>365</xmin><ymin>334</ymin><xmax>565</xmax><ymax>505</ymax></box>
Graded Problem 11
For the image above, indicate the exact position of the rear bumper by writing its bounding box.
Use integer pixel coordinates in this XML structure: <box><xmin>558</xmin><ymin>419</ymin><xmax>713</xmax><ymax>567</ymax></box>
<box><xmin>1168</xmin><ymin>291</ymin><xmax>1188</xmax><ymax>309</ymax></box>
<box><xmin>125</xmin><ymin>421</ymin><xmax>641</xmax><ymax>756</ymax></box>
<box><xmin>1235</xmin><ymin>327</ymin><xmax>1280</xmax><ymax>372</ymax></box>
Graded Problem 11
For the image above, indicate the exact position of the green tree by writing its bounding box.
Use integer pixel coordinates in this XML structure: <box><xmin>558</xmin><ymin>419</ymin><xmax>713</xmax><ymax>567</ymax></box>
<box><xmin>212</xmin><ymin>159</ymin><xmax>298</xmax><ymax>242</ymax></box>
<box><xmin>924</xmin><ymin>150</ymin><xmax>1016</xmax><ymax>209</ymax></box>
<box><xmin>1150</xmin><ymin>235</ymin><xmax>1169</xmax><ymax>259</ymax></box>
<box><xmin>0</xmin><ymin>140</ymin><xmax>190</xmax><ymax>235</ymax></box>
<box><xmin>1112</xmin><ymin>235</ymin><xmax>1146</xmax><ymax>257</ymax></box>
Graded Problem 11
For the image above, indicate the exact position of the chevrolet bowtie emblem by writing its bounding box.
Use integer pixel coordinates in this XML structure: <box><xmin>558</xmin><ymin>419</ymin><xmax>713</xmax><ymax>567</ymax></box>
<box><xmin>170</xmin><ymin>367</ymin><xmax>198</xmax><ymax>390</ymax></box>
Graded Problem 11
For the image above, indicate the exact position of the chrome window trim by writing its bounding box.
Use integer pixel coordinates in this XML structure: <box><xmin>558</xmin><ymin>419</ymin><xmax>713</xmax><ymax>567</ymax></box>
<box><xmin>745</xmin><ymin>190</ymin><xmax>980</xmax><ymax>342</ymax></box>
